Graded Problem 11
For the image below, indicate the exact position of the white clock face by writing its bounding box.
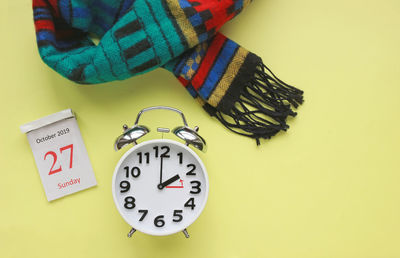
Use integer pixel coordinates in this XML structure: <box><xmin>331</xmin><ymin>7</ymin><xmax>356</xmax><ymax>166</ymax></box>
<box><xmin>112</xmin><ymin>139</ymin><xmax>209</xmax><ymax>236</ymax></box>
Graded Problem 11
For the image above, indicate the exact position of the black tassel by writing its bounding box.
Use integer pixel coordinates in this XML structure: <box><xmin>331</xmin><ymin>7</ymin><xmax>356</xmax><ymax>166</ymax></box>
<box><xmin>211</xmin><ymin>61</ymin><xmax>304</xmax><ymax>145</ymax></box>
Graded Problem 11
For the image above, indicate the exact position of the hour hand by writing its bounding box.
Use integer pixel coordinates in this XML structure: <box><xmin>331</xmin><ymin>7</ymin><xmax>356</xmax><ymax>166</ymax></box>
<box><xmin>158</xmin><ymin>174</ymin><xmax>180</xmax><ymax>190</ymax></box>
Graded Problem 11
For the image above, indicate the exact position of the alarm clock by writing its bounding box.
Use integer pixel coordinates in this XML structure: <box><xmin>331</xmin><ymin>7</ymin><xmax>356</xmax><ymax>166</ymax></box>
<box><xmin>112</xmin><ymin>106</ymin><xmax>209</xmax><ymax>238</ymax></box>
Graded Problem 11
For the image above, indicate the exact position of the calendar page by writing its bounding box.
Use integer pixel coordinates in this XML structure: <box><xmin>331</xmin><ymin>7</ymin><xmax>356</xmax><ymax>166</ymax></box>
<box><xmin>21</xmin><ymin>109</ymin><xmax>97</xmax><ymax>201</ymax></box>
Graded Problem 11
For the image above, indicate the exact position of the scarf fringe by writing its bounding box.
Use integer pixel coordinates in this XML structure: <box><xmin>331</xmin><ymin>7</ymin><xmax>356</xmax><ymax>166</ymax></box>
<box><xmin>213</xmin><ymin>61</ymin><xmax>304</xmax><ymax>145</ymax></box>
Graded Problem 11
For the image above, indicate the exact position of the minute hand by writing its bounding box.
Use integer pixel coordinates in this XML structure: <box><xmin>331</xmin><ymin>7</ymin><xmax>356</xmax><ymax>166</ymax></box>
<box><xmin>159</xmin><ymin>157</ymin><xmax>163</xmax><ymax>185</ymax></box>
<box><xmin>159</xmin><ymin>174</ymin><xmax>180</xmax><ymax>189</ymax></box>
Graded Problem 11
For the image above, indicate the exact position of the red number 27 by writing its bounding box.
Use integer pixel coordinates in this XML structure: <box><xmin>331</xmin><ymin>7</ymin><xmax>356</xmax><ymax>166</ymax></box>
<box><xmin>44</xmin><ymin>144</ymin><xmax>74</xmax><ymax>175</ymax></box>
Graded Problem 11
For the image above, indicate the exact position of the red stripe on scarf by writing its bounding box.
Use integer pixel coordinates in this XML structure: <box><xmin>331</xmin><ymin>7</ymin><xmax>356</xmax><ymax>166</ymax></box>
<box><xmin>33</xmin><ymin>0</ymin><xmax>49</xmax><ymax>8</ymax></box>
<box><xmin>191</xmin><ymin>33</ymin><xmax>227</xmax><ymax>90</ymax></box>
<box><xmin>178</xmin><ymin>76</ymin><xmax>189</xmax><ymax>87</ymax></box>
<box><xmin>35</xmin><ymin>20</ymin><xmax>55</xmax><ymax>32</ymax></box>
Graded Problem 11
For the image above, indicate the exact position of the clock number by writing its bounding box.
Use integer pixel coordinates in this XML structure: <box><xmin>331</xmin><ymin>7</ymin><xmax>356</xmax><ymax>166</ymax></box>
<box><xmin>160</xmin><ymin>146</ymin><xmax>170</xmax><ymax>158</ymax></box>
<box><xmin>153</xmin><ymin>146</ymin><xmax>159</xmax><ymax>158</ymax></box>
<box><xmin>138</xmin><ymin>210</ymin><xmax>148</xmax><ymax>221</ymax></box>
<box><xmin>186</xmin><ymin>164</ymin><xmax>196</xmax><ymax>176</ymax></box>
<box><xmin>154</xmin><ymin>146</ymin><xmax>170</xmax><ymax>158</ymax></box>
<box><xmin>173</xmin><ymin>210</ymin><xmax>183</xmax><ymax>222</ymax></box>
<box><xmin>137</xmin><ymin>152</ymin><xmax>150</xmax><ymax>164</ymax></box>
<box><xmin>120</xmin><ymin>181</ymin><xmax>131</xmax><ymax>193</ymax></box>
<box><xmin>131</xmin><ymin>167</ymin><xmax>141</xmax><ymax>177</ymax></box>
<box><xmin>124</xmin><ymin>166</ymin><xmax>141</xmax><ymax>178</ymax></box>
<box><xmin>177</xmin><ymin>152</ymin><xmax>183</xmax><ymax>164</ymax></box>
<box><xmin>154</xmin><ymin>215</ymin><xmax>165</xmax><ymax>227</ymax></box>
<box><xmin>190</xmin><ymin>181</ymin><xmax>201</xmax><ymax>194</ymax></box>
<box><xmin>184</xmin><ymin>198</ymin><xmax>196</xmax><ymax>210</ymax></box>
<box><xmin>124</xmin><ymin>196</ymin><xmax>136</xmax><ymax>209</ymax></box>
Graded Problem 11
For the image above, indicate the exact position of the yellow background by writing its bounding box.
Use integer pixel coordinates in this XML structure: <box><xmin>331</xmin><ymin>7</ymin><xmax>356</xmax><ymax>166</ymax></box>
<box><xmin>1</xmin><ymin>0</ymin><xmax>400</xmax><ymax>257</ymax></box>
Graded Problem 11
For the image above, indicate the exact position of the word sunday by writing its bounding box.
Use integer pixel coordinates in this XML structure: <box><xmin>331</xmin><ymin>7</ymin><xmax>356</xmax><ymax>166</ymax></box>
<box><xmin>58</xmin><ymin>178</ymin><xmax>81</xmax><ymax>189</ymax></box>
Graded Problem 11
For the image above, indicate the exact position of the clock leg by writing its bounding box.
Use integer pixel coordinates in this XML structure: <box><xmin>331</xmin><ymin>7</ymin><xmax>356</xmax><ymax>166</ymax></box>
<box><xmin>127</xmin><ymin>228</ymin><xmax>136</xmax><ymax>238</ymax></box>
<box><xmin>182</xmin><ymin>229</ymin><xmax>190</xmax><ymax>238</ymax></box>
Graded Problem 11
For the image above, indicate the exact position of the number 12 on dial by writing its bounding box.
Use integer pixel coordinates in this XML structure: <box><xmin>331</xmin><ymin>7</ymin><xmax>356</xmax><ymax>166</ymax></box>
<box><xmin>112</xmin><ymin>139</ymin><xmax>209</xmax><ymax>237</ymax></box>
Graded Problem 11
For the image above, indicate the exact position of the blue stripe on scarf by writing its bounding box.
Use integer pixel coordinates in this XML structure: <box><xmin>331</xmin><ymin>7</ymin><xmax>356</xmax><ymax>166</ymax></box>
<box><xmin>73</xmin><ymin>7</ymin><xmax>91</xmax><ymax>18</ymax></box>
<box><xmin>189</xmin><ymin>13</ymin><xmax>203</xmax><ymax>27</ymax></box>
<box><xmin>58</xmin><ymin>0</ymin><xmax>71</xmax><ymax>23</ymax></box>
<box><xmin>178</xmin><ymin>0</ymin><xmax>192</xmax><ymax>9</ymax></box>
<box><xmin>235</xmin><ymin>0</ymin><xmax>244</xmax><ymax>10</ymax></box>
<box><xmin>34</xmin><ymin>13</ymin><xmax>52</xmax><ymax>20</ymax></box>
<box><xmin>199</xmin><ymin>40</ymin><xmax>238</xmax><ymax>98</ymax></box>
<box><xmin>33</xmin><ymin>7</ymin><xmax>51</xmax><ymax>14</ymax></box>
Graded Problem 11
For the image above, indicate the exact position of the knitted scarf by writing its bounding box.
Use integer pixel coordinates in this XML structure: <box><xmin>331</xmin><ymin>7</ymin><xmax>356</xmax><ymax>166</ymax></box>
<box><xmin>33</xmin><ymin>0</ymin><xmax>304</xmax><ymax>144</ymax></box>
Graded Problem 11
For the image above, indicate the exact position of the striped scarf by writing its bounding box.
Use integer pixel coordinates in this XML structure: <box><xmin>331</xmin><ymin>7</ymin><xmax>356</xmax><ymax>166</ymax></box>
<box><xmin>33</xmin><ymin>0</ymin><xmax>304</xmax><ymax>144</ymax></box>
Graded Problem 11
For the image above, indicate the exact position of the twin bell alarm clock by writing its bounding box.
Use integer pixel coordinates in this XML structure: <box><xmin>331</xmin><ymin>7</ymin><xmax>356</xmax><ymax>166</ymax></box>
<box><xmin>112</xmin><ymin>106</ymin><xmax>209</xmax><ymax>238</ymax></box>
